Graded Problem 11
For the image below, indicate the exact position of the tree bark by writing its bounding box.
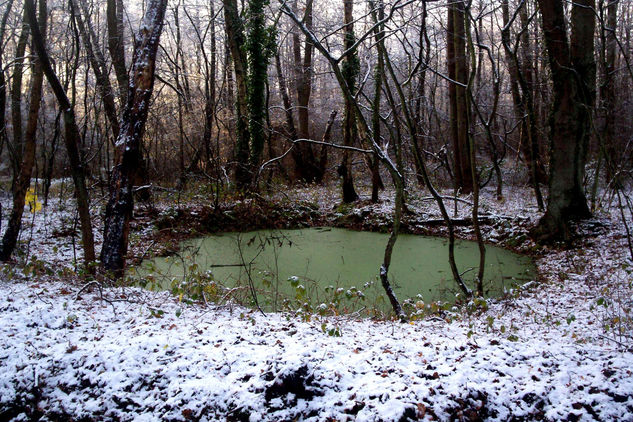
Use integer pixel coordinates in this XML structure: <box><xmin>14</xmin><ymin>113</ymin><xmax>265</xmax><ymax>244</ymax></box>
<box><xmin>447</xmin><ymin>1</ymin><xmax>472</xmax><ymax>194</ymax></box>
<box><xmin>101</xmin><ymin>0</ymin><xmax>168</xmax><ymax>277</ymax></box>
<box><xmin>223</xmin><ymin>0</ymin><xmax>251</xmax><ymax>189</ymax></box>
<box><xmin>107</xmin><ymin>0</ymin><xmax>128</xmax><ymax>105</ymax></box>
<box><xmin>8</xmin><ymin>7</ymin><xmax>29</xmax><ymax>184</ymax></box>
<box><xmin>340</xmin><ymin>0</ymin><xmax>359</xmax><ymax>203</ymax></box>
<box><xmin>290</xmin><ymin>0</ymin><xmax>324</xmax><ymax>183</ymax></box>
<box><xmin>534</xmin><ymin>0</ymin><xmax>595</xmax><ymax>241</ymax></box>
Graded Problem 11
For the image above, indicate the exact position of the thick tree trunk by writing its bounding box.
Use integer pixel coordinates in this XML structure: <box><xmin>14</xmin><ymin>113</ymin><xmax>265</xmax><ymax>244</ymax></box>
<box><xmin>534</xmin><ymin>0</ymin><xmax>595</xmax><ymax>240</ymax></box>
<box><xmin>0</xmin><ymin>0</ymin><xmax>45</xmax><ymax>262</ymax></box>
<box><xmin>447</xmin><ymin>1</ymin><xmax>472</xmax><ymax>194</ymax></box>
<box><xmin>101</xmin><ymin>0</ymin><xmax>167</xmax><ymax>277</ymax></box>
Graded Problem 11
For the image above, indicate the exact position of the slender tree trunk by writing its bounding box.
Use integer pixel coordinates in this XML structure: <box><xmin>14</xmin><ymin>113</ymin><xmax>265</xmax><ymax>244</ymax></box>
<box><xmin>107</xmin><ymin>0</ymin><xmax>127</xmax><ymax>105</ymax></box>
<box><xmin>519</xmin><ymin>3</ymin><xmax>547</xmax><ymax>185</ymax></box>
<box><xmin>290</xmin><ymin>0</ymin><xmax>323</xmax><ymax>183</ymax></box>
<box><xmin>8</xmin><ymin>8</ymin><xmax>29</xmax><ymax>185</ymax></box>
<box><xmin>411</xmin><ymin>1</ymin><xmax>430</xmax><ymax>187</ymax></box>
<box><xmin>601</xmin><ymin>0</ymin><xmax>619</xmax><ymax>183</ymax></box>
<box><xmin>0</xmin><ymin>0</ymin><xmax>46</xmax><ymax>262</ymax></box>
<box><xmin>101</xmin><ymin>0</ymin><xmax>168</xmax><ymax>277</ymax></box>
<box><xmin>246</xmin><ymin>0</ymin><xmax>269</xmax><ymax>180</ymax></box>
<box><xmin>0</xmin><ymin>0</ymin><xmax>15</xmax><ymax>155</ymax></box>
<box><xmin>373</xmin><ymin>3</ymin><xmax>472</xmax><ymax>298</ymax></box>
<box><xmin>340</xmin><ymin>0</ymin><xmax>359</xmax><ymax>203</ymax></box>
<box><xmin>71</xmin><ymin>0</ymin><xmax>120</xmax><ymax>139</ymax></box>
<box><xmin>276</xmin><ymin>50</ymin><xmax>298</xmax><ymax>142</ymax></box>
<box><xmin>25</xmin><ymin>0</ymin><xmax>96</xmax><ymax>269</ymax></box>
<box><xmin>371</xmin><ymin>0</ymin><xmax>386</xmax><ymax>203</ymax></box>
<box><xmin>501</xmin><ymin>0</ymin><xmax>544</xmax><ymax>210</ymax></box>
<box><xmin>203</xmin><ymin>0</ymin><xmax>217</xmax><ymax>167</ymax></box>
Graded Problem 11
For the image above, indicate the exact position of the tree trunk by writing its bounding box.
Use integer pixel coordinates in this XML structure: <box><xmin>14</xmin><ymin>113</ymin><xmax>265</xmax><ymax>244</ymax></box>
<box><xmin>340</xmin><ymin>0</ymin><xmax>359</xmax><ymax>203</ymax></box>
<box><xmin>72</xmin><ymin>0</ymin><xmax>120</xmax><ymax>139</ymax></box>
<box><xmin>371</xmin><ymin>0</ymin><xmax>386</xmax><ymax>203</ymax></box>
<box><xmin>223</xmin><ymin>0</ymin><xmax>251</xmax><ymax>189</ymax></box>
<box><xmin>0</xmin><ymin>0</ymin><xmax>45</xmax><ymax>262</ymax></box>
<box><xmin>25</xmin><ymin>0</ymin><xmax>97</xmax><ymax>269</ymax></box>
<box><xmin>0</xmin><ymin>0</ymin><xmax>15</xmax><ymax>155</ymax></box>
<box><xmin>534</xmin><ymin>0</ymin><xmax>595</xmax><ymax>241</ymax></box>
<box><xmin>501</xmin><ymin>0</ymin><xmax>544</xmax><ymax>210</ymax></box>
<box><xmin>290</xmin><ymin>0</ymin><xmax>324</xmax><ymax>183</ymax></box>
<box><xmin>101</xmin><ymin>0</ymin><xmax>167</xmax><ymax>277</ymax></box>
<box><xmin>601</xmin><ymin>0</ymin><xmax>619</xmax><ymax>183</ymax></box>
<box><xmin>246</xmin><ymin>0</ymin><xmax>269</xmax><ymax>179</ymax></box>
<box><xmin>8</xmin><ymin>8</ymin><xmax>29</xmax><ymax>185</ymax></box>
<box><xmin>447</xmin><ymin>1</ymin><xmax>472</xmax><ymax>194</ymax></box>
<box><xmin>107</xmin><ymin>0</ymin><xmax>128</xmax><ymax>105</ymax></box>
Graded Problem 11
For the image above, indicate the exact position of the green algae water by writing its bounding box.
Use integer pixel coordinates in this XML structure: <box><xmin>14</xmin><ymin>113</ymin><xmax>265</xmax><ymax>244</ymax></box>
<box><xmin>137</xmin><ymin>228</ymin><xmax>535</xmax><ymax>311</ymax></box>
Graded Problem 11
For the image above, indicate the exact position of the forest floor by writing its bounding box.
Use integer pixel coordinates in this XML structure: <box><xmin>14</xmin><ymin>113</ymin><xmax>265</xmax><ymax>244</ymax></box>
<box><xmin>1</xmin><ymin>181</ymin><xmax>633</xmax><ymax>421</ymax></box>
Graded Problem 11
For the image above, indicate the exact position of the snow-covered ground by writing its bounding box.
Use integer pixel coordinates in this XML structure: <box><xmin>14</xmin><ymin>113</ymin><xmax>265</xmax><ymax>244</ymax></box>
<box><xmin>1</xmin><ymin>185</ymin><xmax>632</xmax><ymax>420</ymax></box>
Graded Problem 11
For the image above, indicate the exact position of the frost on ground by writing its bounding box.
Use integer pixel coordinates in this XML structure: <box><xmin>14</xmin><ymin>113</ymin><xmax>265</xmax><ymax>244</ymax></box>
<box><xmin>1</xmin><ymin>186</ymin><xmax>633</xmax><ymax>421</ymax></box>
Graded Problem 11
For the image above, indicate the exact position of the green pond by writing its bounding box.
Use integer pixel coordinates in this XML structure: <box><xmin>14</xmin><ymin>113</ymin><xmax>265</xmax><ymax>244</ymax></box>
<box><xmin>136</xmin><ymin>227</ymin><xmax>535</xmax><ymax>312</ymax></box>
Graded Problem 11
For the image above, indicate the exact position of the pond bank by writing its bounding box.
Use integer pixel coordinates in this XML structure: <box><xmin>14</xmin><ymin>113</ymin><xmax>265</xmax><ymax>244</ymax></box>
<box><xmin>1</xmin><ymin>186</ymin><xmax>631</xmax><ymax>420</ymax></box>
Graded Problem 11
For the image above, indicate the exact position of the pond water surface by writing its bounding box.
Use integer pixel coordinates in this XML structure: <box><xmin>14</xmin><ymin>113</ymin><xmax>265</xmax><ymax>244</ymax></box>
<box><xmin>138</xmin><ymin>228</ymin><xmax>535</xmax><ymax>311</ymax></box>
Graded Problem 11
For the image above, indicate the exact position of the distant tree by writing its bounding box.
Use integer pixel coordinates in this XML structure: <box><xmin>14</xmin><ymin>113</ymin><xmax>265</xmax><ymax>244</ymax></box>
<box><xmin>101</xmin><ymin>0</ymin><xmax>168</xmax><ymax>277</ymax></box>
<box><xmin>533</xmin><ymin>0</ymin><xmax>596</xmax><ymax>240</ymax></box>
